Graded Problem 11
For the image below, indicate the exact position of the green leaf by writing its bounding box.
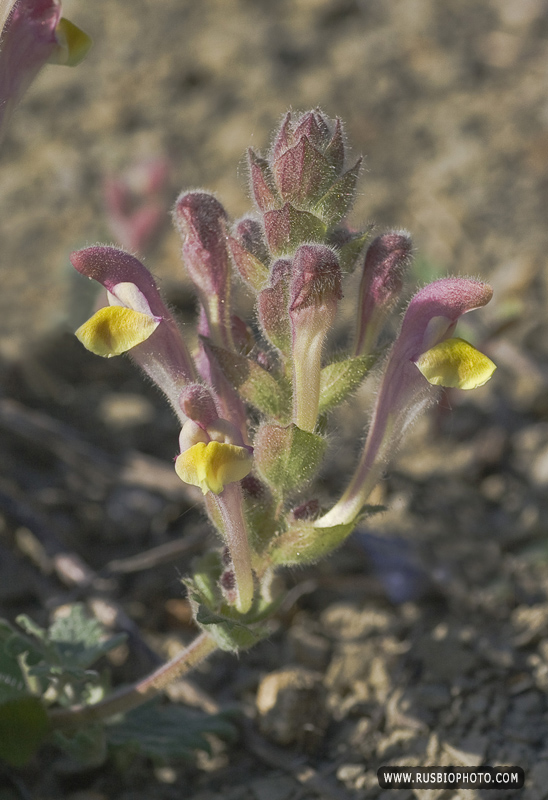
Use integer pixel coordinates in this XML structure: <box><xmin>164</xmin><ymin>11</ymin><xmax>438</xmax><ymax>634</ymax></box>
<box><xmin>49</xmin><ymin>606</ymin><xmax>126</xmax><ymax>669</ymax></box>
<box><xmin>328</xmin><ymin>227</ymin><xmax>370</xmax><ymax>273</ymax></box>
<box><xmin>18</xmin><ymin>605</ymin><xmax>126</xmax><ymax>671</ymax></box>
<box><xmin>6</xmin><ymin>606</ymin><xmax>125</xmax><ymax>710</ymax></box>
<box><xmin>187</xmin><ymin>558</ymin><xmax>284</xmax><ymax>653</ymax></box>
<box><xmin>106</xmin><ymin>702</ymin><xmax>238</xmax><ymax>764</ymax></box>
<box><xmin>207</xmin><ymin>343</ymin><xmax>291</xmax><ymax>420</ymax></box>
<box><xmin>264</xmin><ymin>203</ymin><xmax>327</xmax><ymax>256</ymax></box>
<box><xmin>319</xmin><ymin>354</ymin><xmax>375</xmax><ymax>414</ymax></box>
<box><xmin>195</xmin><ymin>606</ymin><xmax>267</xmax><ymax>652</ymax></box>
<box><xmin>228</xmin><ymin>236</ymin><xmax>270</xmax><ymax>292</ymax></box>
<box><xmin>0</xmin><ymin>629</ymin><xmax>29</xmax><ymax>704</ymax></box>
<box><xmin>313</xmin><ymin>158</ymin><xmax>361</xmax><ymax>225</ymax></box>
<box><xmin>254</xmin><ymin>423</ymin><xmax>327</xmax><ymax>493</ymax></box>
<box><xmin>0</xmin><ymin>696</ymin><xmax>49</xmax><ymax>767</ymax></box>
<box><xmin>270</xmin><ymin>506</ymin><xmax>384</xmax><ymax>565</ymax></box>
<box><xmin>52</xmin><ymin>724</ymin><xmax>107</xmax><ymax>767</ymax></box>
<box><xmin>190</xmin><ymin>551</ymin><xmax>224</xmax><ymax>609</ymax></box>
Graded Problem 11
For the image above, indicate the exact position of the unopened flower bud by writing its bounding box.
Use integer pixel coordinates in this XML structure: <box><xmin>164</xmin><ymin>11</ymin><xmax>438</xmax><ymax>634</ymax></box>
<box><xmin>228</xmin><ymin>218</ymin><xmax>270</xmax><ymax>292</ymax></box>
<box><xmin>292</xmin><ymin>498</ymin><xmax>320</xmax><ymax>521</ymax></box>
<box><xmin>290</xmin><ymin>244</ymin><xmax>342</xmax><ymax>313</ymax></box>
<box><xmin>354</xmin><ymin>232</ymin><xmax>412</xmax><ymax>356</ymax></box>
<box><xmin>269</xmin><ymin>110</ymin><xmax>360</xmax><ymax>223</ymax></box>
<box><xmin>257</xmin><ymin>259</ymin><xmax>292</xmax><ymax>354</ymax></box>
<box><xmin>174</xmin><ymin>191</ymin><xmax>234</xmax><ymax>350</ymax></box>
<box><xmin>179</xmin><ymin>384</ymin><xmax>219</xmax><ymax>427</ymax></box>
<box><xmin>248</xmin><ymin>148</ymin><xmax>279</xmax><ymax>212</ymax></box>
<box><xmin>289</xmin><ymin>245</ymin><xmax>342</xmax><ymax>431</ymax></box>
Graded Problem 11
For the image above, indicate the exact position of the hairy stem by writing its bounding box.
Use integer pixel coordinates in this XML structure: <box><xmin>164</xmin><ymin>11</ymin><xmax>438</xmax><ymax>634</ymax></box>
<box><xmin>48</xmin><ymin>631</ymin><xmax>217</xmax><ymax>730</ymax></box>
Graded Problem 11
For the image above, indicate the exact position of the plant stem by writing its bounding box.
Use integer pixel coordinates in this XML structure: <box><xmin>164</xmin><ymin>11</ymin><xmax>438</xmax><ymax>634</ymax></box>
<box><xmin>48</xmin><ymin>631</ymin><xmax>217</xmax><ymax>731</ymax></box>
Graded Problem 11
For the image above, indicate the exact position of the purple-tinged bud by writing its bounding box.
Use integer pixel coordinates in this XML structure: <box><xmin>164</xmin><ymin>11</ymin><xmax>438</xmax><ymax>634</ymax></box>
<box><xmin>71</xmin><ymin>246</ymin><xmax>195</xmax><ymax>421</ymax></box>
<box><xmin>179</xmin><ymin>384</ymin><xmax>219</xmax><ymax>428</ymax></box>
<box><xmin>271</xmin><ymin>111</ymin><xmax>293</xmax><ymax>162</ymax></box>
<box><xmin>269</xmin><ymin>111</ymin><xmax>354</xmax><ymax>212</ymax></box>
<box><xmin>248</xmin><ymin>148</ymin><xmax>279</xmax><ymax>212</ymax></box>
<box><xmin>263</xmin><ymin>202</ymin><xmax>326</xmax><ymax>256</ymax></box>
<box><xmin>289</xmin><ymin>245</ymin><xmax>342</xmax><ymax>431</ymax></box>
<box><xmin>273</xmin><ymin>110</ymin><xmax>333</xmax><ymax>160</ymax></box>
<box><xmin>318</xmin><ymin>278</ymin><xmax>494</xmax><ymax>528</ymax></box>
<box><xmin>0</xmin><ymin>0</ymin><xmax>60</xmax><ymax>140</ymax></box>
<box><xmin>103</xmin><ymin>158</ymin><xmax>169</xmax><ymax>255</ymax></box>
<box><xmin>220</xmin><ymin>568</ymin><xmax>237</xmax><ymax>606</ymax></box>
<box><xmin>272</xmin><ymin>134</ymin><xmax>334</xmax><ymax>206</ymax></box>
<box><xmin>293</xmin><ymin>110</ymin><xmax>331</xmax><ymax>150</ymax></box>
<box><xmin>234</xmin><ymin>218</ymin><xmax>270</xmax><ymax>264</ymax></box>
<box><xmin>269</xmin><ymin>111</ymin><xmax>353</xmax><ymax>214</ymax></box>
<box><xmin>354</xmin><ymin>232</ymin><xmax>413</xmax><ymax>356</ymax></box>
<box><xmin>290</xmin><ymin>245</ymin><xmax>342</xmax><ymax>313</ymax></box>
<box><xmin>257</xmin><ymin>259</ymin><xmax>292</xmax><ymax>354</ymax></box>
<box><xmin>0</xmin><ymin>0</ymin><xmax>90</xmax><ymax>144</ymax></box>
<box><xmin>174</xmin><ymin>191</ymin><xmax>234</xmax><ymax>350</ymax></box>
<box><xmin>291</xmin><ymin>498</ymin><xmax>320</xmax><ymax>521</ymax></box>
<box><xmin>228</xmin><ymin>218</ymin><xmax>269</xmax><ymax>292</ymax></box>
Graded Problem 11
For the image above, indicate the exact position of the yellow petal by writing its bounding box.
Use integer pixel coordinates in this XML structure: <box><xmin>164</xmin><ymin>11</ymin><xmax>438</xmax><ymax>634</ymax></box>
<box><xmin>415</xmin><ymin>337</ymin><xmax>496</xmax><ymax>390</ymax></box>
<box><xmin>175</xmin><ymin>441</ymin><xmax>252</xmax><ymax>495</ymax></box>
<box><xmin>50</xmin><ymin>18</ymin><xmax>93</xmax><ymax>67</ymax></box>
<box><xmin>75</xmin><ymin>306</ymin><xmax>160</xmax><ymax>357</ymax></box>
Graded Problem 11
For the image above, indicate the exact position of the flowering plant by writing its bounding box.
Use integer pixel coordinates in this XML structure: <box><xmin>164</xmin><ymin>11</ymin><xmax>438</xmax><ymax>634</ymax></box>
<box><xmin>0</xmin><ymin>108</ymin><xmax>496</xmax><ymax>761</ymax></box>
<box><xmin>57</xmin><ymin>110</ymin><xmax>495</xmax><ymax>723</ymax></box>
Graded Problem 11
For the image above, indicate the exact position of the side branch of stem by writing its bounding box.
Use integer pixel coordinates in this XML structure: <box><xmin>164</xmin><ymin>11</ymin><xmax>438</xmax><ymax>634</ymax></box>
<box><xmin>48</xmin><ymin>631</ymin><xmax>217</xmax><ymax>730</ymax></box>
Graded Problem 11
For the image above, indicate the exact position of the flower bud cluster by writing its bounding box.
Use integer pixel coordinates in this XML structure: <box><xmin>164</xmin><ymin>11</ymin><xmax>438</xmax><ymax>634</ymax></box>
<box><xmin>72</xmin><ymin>110</ymin><xmax>496</xmax><ymax>637</ymax></box>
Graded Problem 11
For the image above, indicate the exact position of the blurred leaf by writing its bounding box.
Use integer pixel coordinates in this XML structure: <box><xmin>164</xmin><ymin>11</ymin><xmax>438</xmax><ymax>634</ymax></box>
<box><xmin>0</xmin><ymin>696</ymin><xmax>49</xmax><ymax>767</ymax></box>
<box><xmin>52</xmin><ymin>724</ymin><xmax>107</xmax><ymax>767</ymax></box>
<box><xmin>106</xmin><ymin>702</ymin><xmax>238</xmax><ymax>764</ymax></box>
<box><xmin>16</xmin><ymin>605</ymin><xmax>126</xmax><ymax>670</ymax></box>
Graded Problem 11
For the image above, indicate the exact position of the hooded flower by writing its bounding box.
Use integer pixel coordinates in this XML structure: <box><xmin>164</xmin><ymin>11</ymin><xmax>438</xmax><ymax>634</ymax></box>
<box><xmin>175</xmin><ymin>417</ymin><xmax>253</xmax><ymax>496</ymax></box>
<box><xmin>72</xmin><ymin>246</ymin><xmax>195</xmax><ymax>421</ymax></box>
<box><xmin>317</xmin><ymin>278</ymin><xmax>496</xmax><ymax>528</ymax></box>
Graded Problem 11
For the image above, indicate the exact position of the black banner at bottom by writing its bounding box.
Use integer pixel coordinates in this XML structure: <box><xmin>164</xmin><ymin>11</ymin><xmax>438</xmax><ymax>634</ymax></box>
<box><xmin>378</xmin><ymin>766</ymin><xmax>525</xmax><ymax>790</ymax></box>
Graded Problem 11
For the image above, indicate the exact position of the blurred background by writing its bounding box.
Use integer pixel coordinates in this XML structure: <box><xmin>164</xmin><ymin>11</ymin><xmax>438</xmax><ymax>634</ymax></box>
<box><xmin>1</xmin><ymin>0</ymin><xmax>546</xmax><ymax>356</ymax></box>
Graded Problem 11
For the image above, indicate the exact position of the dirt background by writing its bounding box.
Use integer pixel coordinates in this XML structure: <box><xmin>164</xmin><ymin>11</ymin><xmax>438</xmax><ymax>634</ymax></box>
<box><xmin>2</xmin><ymin>0</ymin><xmax>548</xmax><ymax>798</ymax></box>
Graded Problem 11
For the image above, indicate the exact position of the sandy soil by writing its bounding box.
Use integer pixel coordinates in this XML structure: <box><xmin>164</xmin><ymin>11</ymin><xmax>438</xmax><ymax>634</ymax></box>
<box><xmin>2</xmin><ymin>1</ymin><xmax>548</xmax><ymax>798</ymax></box>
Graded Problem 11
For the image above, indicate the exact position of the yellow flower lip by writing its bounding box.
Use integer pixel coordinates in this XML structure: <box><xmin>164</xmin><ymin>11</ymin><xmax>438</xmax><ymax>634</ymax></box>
<box><xmin>415</xmin><ymin>337</ymin><xmax>496</xmax><ymax>390</ymax></box>
<box><xmin>75</xmin><ymin>305</ymin><xmax>160</xmax><ymax>358</ymax></box>
<box><xmin>175</xmin><ymin>441</ymin><xmax>253</xmax><ymax>495</ymax></box>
